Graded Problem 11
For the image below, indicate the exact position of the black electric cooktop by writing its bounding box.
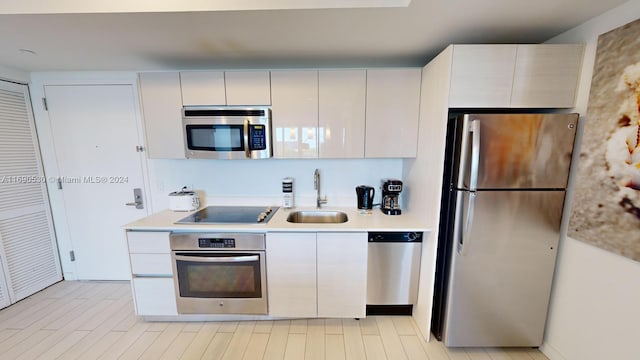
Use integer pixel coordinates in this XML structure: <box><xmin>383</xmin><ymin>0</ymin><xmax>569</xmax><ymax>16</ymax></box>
<box><xmin>175</xmin><ymin>206</ymin><xmax>279</xmax><ymax>224</ymax></box>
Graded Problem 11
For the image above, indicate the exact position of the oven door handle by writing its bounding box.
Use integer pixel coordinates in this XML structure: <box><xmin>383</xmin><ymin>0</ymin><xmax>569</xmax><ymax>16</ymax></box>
<box><xmin>174</xmin><ymin>254</ymin><xmax>259</xmax><ymax>263</ymax></box>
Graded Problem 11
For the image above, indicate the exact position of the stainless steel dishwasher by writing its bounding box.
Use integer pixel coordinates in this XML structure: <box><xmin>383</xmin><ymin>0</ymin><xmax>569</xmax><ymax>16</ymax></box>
<box><xmin>367</xmin><ymin>231</ymin><xmax>423</xmax><ymax>315</ymax></box>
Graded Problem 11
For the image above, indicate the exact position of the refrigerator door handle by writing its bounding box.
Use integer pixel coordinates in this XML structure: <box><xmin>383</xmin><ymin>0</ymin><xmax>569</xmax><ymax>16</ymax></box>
<box><xmin>469</xmin><ymin>120</ymin><xmax>480</xmax><ymax>192</ymax></box>
<box><xmin>460</xmin><ymin>191</ymin><xmax>476</xmax><ymax>256</ymax></box>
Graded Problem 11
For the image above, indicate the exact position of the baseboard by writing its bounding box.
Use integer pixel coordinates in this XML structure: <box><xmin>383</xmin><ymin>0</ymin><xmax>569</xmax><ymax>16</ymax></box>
<box><xmin>540</xmin><ymin>341</ymin><xmax>568</xmax><ymax>360</ymax></box>
<box><xmin>366</xmin><ymin>304</ymin><xmax>413</xmax><ymax>316</ymax></box>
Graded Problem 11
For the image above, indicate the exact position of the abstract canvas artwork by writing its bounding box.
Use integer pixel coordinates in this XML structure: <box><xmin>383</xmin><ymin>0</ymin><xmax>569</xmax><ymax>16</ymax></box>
<box><xmin>569</xmin><ymin>18</ymin><xmax>640</xmax><ymax>262</ymax></box>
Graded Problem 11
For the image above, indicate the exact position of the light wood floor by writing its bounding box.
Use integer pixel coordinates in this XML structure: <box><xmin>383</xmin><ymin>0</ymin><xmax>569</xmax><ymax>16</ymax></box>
<box><xmin>0</xmin><ymin>281</ymin><xmax>549</xmax><ymax>360</ymax></box>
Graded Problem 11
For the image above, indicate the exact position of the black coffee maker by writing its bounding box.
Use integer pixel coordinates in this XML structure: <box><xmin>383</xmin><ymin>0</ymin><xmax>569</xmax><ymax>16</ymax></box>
<box><xmin>381</xmin><ymin>179</ymin><xmax>402</xmax><ymax>215</ymax></box>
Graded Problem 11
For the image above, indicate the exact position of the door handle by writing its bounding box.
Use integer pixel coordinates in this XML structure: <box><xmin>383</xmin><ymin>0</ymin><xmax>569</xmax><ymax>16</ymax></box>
<box><xmin>125</xmin><ymin>188</ymin><xmax>144</xmax><ymax>209</ymax></box>
<box><xmin>469</xmin><ymin>120</ymin><xmax>480</xmax><ymax>192</ymax></box>
<box><xmin>460</xmin><ymin>191</ymin><xmax>476</xmax><ymax>256</ymax></box>
<box><xmin>244</xmin><ymin>119</ymin><xmax>251</xmax><ymax>158</ymax></box>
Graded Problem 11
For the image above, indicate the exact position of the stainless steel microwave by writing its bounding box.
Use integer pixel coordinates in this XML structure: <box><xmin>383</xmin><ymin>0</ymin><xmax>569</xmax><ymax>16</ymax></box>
<box><xmin>182</xmin><ymin>106</ymin><xmax>273</xmax><ymax>160</ymax></box>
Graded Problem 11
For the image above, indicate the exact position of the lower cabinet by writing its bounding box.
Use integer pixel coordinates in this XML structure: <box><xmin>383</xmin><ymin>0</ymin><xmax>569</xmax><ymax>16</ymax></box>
<box><xmin>127</xmin><ymin>231</ymin><xmax>177</xmax><ymax>316</ymax></box>
<box><xmin>266</xmin><ymin>232</ymin><xmax>367</xmax><ymax>318</ymax></box>
<box><xmin>132</xmin><ymin>278</ymin><xmax>177</xmax><ymax>316</ymax></box>
<box><xmin>317</xmin><ymin>233</ymin><xmax>368</xmax><ymax>318</ymax></box>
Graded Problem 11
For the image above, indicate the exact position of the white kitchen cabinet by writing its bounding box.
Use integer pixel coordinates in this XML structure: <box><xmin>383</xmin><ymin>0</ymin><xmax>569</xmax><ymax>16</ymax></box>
<box><xmin>180</xmin><ymin>71</ymin><xmax>226</xmax><ymax>105</ymax></box>
<box><xmin>266</xmin><ymin>232</ymin><xmax>317</xmax><ymax>317</ymax></box>
<box><xmin>127</xmin><ymin>231</ymin><xmax>175</xmax><ymax>316</ymax></box>
<box><xmin>132</xmin><ymin>278</ymin><xmax>178</xmax><ymax>316</ymax></box>
<box><xmin>448</xmin><ymin>44</ymin><xmax>583</xmax><ymax>108</ymax></box>
<box><xmin>317</xmin><ymin>232</ymin><xmax>367</xmax><ymax>318</ymax></box>
<box><xmin>138</xmin><ymin>72</ymin><xmax>185</xmax><ymax>159</ymax></box>
<box><xmin>225</xmin><ymin>71</ymin><xmax>271</xmax><ymax>105</ymax></box>
<box><xmin>365</xmin><ymin>68</ymin><xmax>422</xmax><ymax>158</ymax></box>
<box><xmin>266</xmin><ymin>231</ymin><xmax>367</xmax><ymax>318</ymax></box>
<box><xmin>449</xmin><ymin>45</ymin><xmax>517</xmax><ymax>108</ymax></box>
<box><xmin>319</xmin><ymin>70</ymin><xmax>366</xmax><ymax>158</ymax></box>
<box><xmin>271</xmin><ymin>70</ymin><xmax>319</xmax><ymax>158</ymax></box>
<box><xmin>510</xmin><ymin>44</ymin><xmax>583</xmax><ymax>108</ymax></box>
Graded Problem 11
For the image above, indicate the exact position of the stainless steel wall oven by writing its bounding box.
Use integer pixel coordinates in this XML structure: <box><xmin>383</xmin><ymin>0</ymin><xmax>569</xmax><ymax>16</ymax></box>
<box><xmin>170</xmin><ymin>232</ymin><xmax>267</xmax><ymax>315</ymax></box>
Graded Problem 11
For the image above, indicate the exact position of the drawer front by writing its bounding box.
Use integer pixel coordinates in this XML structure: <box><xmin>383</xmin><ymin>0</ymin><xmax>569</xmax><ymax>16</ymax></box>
<box><xmin>127</xmin><ymin>231</ymin><xmax>171</xmax><ymax>253</ymax></box>
<box><xmin>132</xmin><ymin>277</ymin><xmax>177</xmax><ymax>316</ymax></box>
<box><xmin>130</xmin><ymin>254</ymin><xmax>173</xmax><ymax>275</ymax></box>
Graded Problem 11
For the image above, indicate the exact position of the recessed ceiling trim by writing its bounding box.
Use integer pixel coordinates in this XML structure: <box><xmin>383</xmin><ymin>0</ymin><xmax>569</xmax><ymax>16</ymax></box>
<box><xmin>0</xmin><ymin>0</ymin><xmax>412</xmax><ymax>14</ymax></box>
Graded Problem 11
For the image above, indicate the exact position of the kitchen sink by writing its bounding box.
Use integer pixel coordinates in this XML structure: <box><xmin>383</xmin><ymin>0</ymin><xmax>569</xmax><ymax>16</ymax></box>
<box><xmin>286</xmin><ymin>211</ymin><xmax>348</xmax><ymax>224</ymax></box>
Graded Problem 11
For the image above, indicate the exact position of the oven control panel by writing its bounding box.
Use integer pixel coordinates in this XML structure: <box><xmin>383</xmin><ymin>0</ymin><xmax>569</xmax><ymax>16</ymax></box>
<box><xmin>198</xmin><ymin>237</ymin><xmax>235</xmax><ymax>248</ymax></box>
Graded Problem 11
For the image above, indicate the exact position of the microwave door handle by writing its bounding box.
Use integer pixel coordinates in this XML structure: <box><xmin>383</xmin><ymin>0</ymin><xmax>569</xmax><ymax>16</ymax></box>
<box><xmin>174</xmin><ymin>254</ymin><xmax>259</xmax><ymax>263</ymax></box>
<box><xmin>244</xmin><ymin>119</ymin><xmax>251</xmax><ymax>158</ymax></box>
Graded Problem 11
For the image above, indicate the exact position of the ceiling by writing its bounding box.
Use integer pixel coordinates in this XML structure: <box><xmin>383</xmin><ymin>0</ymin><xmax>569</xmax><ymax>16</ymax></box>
<box><xmin>0</xmin><ymin>0</ymin><xmax>628</xmax><ymax>72</ymax></box>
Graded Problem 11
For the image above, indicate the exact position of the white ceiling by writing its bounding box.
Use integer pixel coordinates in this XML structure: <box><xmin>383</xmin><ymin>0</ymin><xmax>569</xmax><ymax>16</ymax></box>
<box><xmin>0</xmin><ymin>0</ymin><xmax>628</xmax><ymax>72</ymax></box>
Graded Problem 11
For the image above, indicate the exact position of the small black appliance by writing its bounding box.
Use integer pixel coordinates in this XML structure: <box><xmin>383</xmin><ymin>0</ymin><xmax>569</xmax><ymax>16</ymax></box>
<box><xmin>381</xmin><ymin>179</ymin><xmax>402</xmax><ymax>215</ymax></box>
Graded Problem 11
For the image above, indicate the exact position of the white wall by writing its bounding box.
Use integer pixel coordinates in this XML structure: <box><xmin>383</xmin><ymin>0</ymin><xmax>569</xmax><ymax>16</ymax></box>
<box><xmin>148</xmin><ymin>158</ymin><xmax>403</xmax><ymax>211</ymax></box>
<box><xmin>0</xmin><ymin>64</ymin><xmax>28</xmax><ymax>83</ymax></box>
<box><xmin>542</xmin><ymin>2</ymin><xmax>640</xmax><ymax>360</ymax></box>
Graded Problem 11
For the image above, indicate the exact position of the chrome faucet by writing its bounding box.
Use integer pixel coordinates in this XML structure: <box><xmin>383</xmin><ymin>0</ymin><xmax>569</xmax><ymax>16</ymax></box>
<box><xmin>314</xmin><ymin>168</ymin><xmax>328</xmax><ymax>208</ymax></box>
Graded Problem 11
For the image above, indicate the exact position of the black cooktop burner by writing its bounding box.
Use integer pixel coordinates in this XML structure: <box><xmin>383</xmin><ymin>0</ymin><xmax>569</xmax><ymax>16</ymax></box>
<box><xmin>175</xmin><ymin>206</ymin><xmax>279</xmax><ymax>224</ymax></box>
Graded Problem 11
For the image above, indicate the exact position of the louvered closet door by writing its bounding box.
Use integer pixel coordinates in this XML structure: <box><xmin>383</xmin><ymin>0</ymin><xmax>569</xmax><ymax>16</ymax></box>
<box><xmin>0</xmin><ymin>80</ymin><xmax>62</xmax><ymax>304</ymax></box>
<box><xmin>0</xmin><ymin>254</ymin><xmax>10</xmax><ymax>309</ymax></box>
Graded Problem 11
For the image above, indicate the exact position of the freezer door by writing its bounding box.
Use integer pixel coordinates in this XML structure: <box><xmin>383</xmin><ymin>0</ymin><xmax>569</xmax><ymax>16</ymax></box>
<box><xmin>457</xmin><ymin>113</ymin><xmax>578</xmax><ymax>190</ymax></box>
<box><xmin>443</xmin><ymin>190</ymin><xmax>565</xmax><ymax>347</ymax></box>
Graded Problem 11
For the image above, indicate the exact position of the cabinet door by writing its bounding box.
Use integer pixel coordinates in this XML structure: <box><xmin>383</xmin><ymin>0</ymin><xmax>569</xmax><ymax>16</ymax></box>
<box><xmin>271</xmin><ymin>70</ymin><xmax>319</xmax><ymax>158</ymax></box>
<box><xmin>266</xmin><ymin>232</ymin><xmax>317</xmax><ymax>317</ymax></box>
<box><xmin>449</xmin><ymin>45</ymin><xmax>517</xmax><ymax>108</ymax></box>
<box><xmin>132</xmin><ymin>277</ymin><xmax>177</xmax><ymax>316</ymax></box>
<box><xmin>510</xmin><ymin>44</ymin><xmax>583</xmax><ymax>108</ymax></box>
<box><xmin>317</xmin><ymin>232</ymin><xmax>367</xmax><ymax>318</ymax></box>
<box><xmin>365</xmin><ymin>68</ymin><xmax>422</xmax><ymax>158</ymax></box>
<box><xmin>225</xmin><ymin>71</ymin><xmax>271</xmax><ymax>105</ymax></box>
<box><xmin>180</xmin><ymin>71</ymin><xmax>226</xmax><ymax>105</ymax></box>
<box><xmin>319</xmin><ymin>70</ymin><xmax>366</xmax><ymax>158</ymax></box>
<box><xmin>138</xmin><ymin>72</ymin><xmax>185</xmax><ymax>159</ymax></box>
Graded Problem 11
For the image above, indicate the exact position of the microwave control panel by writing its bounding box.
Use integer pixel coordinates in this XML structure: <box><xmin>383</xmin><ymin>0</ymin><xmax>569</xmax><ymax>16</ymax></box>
<box><xmin>249</xmin><ymin>125</ymin><xmax>267</xmax><ymax>151</ymax></box>
<box><xmin>198</xmin><ymin>238</ymin><xmax>235</xmax><ymax>248</ymax></box>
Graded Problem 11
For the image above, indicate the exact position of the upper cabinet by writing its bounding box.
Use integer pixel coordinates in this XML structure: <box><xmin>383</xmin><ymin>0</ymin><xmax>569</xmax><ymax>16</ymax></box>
<box><xmin>448</xmin><ymin>44</ymin><xmax>583</xmax><ymax>108</ymax></box>
<box><xmin>365</xmin><ymin>68</ymin><xmax>422</xmax><ymax>158</ymax></box>
<box><xmin>180</xmin><ymin>71</ymin><xmax>226</xmax><ymax>106</ymax></box>
<box><xmin>510</xmin><ymin>45</ymin><xmax>584</xmax><ymax>108</ymax></box>
<box><xmin>271</xmin><ymin>70</ymin><xmax>319</xmax><ymax>158</ymax></box>
<box><xmin>225</xmin><ymin>71</ymin><xmax>271</xmax><ymax>105</ymax></box>
<box><xmin>319</xmin><ymin>70</ymin><xmax>367</xmax><ymax>158</ymax></box>
<box><xmin>140</xmin><ymin>68</ymin><xmax>421</xmax><ymax>159</ymax></box>
<box><xmin>449</xmin><ymin>45</ymin><xmax>516</xmax><ymax>108</ymax></box>
<box><xmin>179</xmin><ymin>70</ymin><xmax>271</xmax><ymax>106</ymax></box>
<box><xmin>139</xmin><ymin>72</ymin><xmax>185</xmax><ymax>159</ymax></box>
<box><xmin>271</xmin><ymin>69</ymin><xmax>367</xmax><ymax>159</ymax></box>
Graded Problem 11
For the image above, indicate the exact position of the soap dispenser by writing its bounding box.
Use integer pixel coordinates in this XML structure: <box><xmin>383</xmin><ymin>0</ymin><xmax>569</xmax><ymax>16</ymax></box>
<box><xmin>282</xmin><ymin>177</ymin><xmax>294</xmax><ymax>208</ymax></box>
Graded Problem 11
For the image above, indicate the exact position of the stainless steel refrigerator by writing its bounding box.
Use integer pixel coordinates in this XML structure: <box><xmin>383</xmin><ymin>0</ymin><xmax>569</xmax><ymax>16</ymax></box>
<box><xmin>431</xmin><ymin>113</ymin><xmax>579</xmax><ymax>347</ymax></box>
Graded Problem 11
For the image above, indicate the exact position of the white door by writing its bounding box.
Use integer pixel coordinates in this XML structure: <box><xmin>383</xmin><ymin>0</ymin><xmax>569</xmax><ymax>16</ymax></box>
<box><xmin>44</xmin><ymin>84</ymin><xmax>149</xmax><ymax>280</ymax></box>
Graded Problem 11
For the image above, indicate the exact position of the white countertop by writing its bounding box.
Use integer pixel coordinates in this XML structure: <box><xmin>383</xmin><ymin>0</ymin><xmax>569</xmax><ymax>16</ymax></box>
<box><xmin>123</xmin><ymin>206</ymin><xmax>430</xmax><ymax>233</ymax></box>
